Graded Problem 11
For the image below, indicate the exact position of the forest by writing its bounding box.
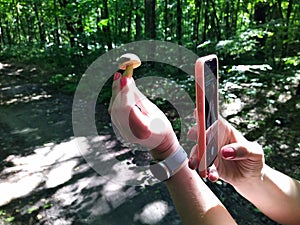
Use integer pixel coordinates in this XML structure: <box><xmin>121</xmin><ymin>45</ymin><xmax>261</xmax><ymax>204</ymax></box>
<box><xmin>1</xmin><ymin>0</ymin><xmax>299</xmax><ymax>66</ymax></box>
<box><xmin>0</xmin><ymin>0</ymin><xmax>300</xmax><ymax>224</ymax></box>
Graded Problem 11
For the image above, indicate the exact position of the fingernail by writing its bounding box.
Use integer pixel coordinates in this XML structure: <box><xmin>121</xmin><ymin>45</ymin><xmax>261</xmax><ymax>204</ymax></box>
<box><xmin>120</xmin><ymin>77</ymin><xmax>127</xmax><ymax>89</ymax></box>
<box><xmin>208</xmin><ymin>174</ymin><xmax>218</xmax><ymax>182</ymax></box>
<box><xmin>222</xmin><ymin>147</ymin><xmax>236</xmax><ymax>159</ymax></box>
<box><xmin>113</xmin><ymin>72</ymin><xmax>121</xmax><ymax>81</ymax></box>
<box><xmin>208</xmin><ymin>168</ymin><xmax>218</xmax><ymax>182</ymax></box>
<box><xmin>188</xmin><ymin>157</ymin><xmax>197</xmax><ymax>170</ymax></box>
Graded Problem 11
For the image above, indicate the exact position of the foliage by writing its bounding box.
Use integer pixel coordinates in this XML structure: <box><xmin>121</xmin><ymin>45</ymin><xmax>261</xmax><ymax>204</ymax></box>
<box><xmin>0</xmin><ymin>209</ymin><xmax>15</xmax><ymax>223</ymax></box>
<box><xmin>0</xmin><ymin>0</ymin><xmax>298</xmax><ymax>97</ymax></box>
<box><xmin>49</xmin><ymin>73</ymin><xmax>79</xmax><ymax>94</ymax></box>
<box><xmin>0</xmin><ymin>0</ymin><xmax>298</xmax><ymax>57</ymax></box>
<box><xmin>216</xmin><ymin>28</ymin><xmax>274</xmax><ymax>60</ymax></box>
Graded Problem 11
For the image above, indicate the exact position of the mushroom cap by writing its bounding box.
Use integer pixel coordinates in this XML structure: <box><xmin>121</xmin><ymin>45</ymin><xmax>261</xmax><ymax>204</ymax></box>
<box><xmin>118</xmin><ymin>53</ymin><xmax>141</xmax><ymax>70</ymax></box>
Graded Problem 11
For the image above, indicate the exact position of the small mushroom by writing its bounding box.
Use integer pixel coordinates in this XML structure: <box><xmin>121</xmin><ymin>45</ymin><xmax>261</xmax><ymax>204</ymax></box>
<box><xmin>118</xmin><ymin>53</ymin><xmax>141</xmax><ymax>78</ymax></box>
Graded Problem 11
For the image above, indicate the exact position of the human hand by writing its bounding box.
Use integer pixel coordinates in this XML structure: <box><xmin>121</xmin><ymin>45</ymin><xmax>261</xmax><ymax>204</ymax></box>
<box><xmin>188</xmin><ymin>116</ymin><xmax>265</xmax><ymax>187</ymax></box>
<box><xmin>108</xmin><ymin>72</ymin><xmax>179</xmax><ymax>160</ymax></box>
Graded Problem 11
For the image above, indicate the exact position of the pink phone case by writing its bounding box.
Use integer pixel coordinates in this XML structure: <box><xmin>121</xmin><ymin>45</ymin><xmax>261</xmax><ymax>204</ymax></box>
<box><xmin>195</xmin><ymin>57</ymin><xmax>207</xmax><ymax>177</ymax></box>
<box><xmin>195</xmin><ymin>54</ymin><xmax>218</xmax><ymax>177</ymax></box>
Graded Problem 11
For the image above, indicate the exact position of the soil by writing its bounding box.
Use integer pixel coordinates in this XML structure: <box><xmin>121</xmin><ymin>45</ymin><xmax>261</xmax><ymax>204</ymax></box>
<box><xmin>0</xmin><ymin>61</ymin><xmax>299</xmax><ymax>225</ymax></box>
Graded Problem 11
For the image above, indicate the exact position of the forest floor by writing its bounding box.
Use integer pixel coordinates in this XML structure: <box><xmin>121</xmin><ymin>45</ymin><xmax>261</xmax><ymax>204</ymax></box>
<box><xmin>0</xmin><ymin>61</ymin><xmax>299</xmax><ymax>225</ymax></box>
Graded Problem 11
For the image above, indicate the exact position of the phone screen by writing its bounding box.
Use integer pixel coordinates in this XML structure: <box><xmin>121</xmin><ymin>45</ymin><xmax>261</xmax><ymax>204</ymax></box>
<box><xmin>204</xmin><ymin>58</ymin><xmax>218</xmax><ymax>166</ymax></box>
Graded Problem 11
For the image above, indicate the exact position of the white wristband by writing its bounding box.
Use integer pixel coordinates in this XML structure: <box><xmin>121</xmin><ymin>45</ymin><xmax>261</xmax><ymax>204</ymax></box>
<box><xmin>150</xmin><ymin>146</ymin><xmax>188</xmax><ymax>181</ymax></box>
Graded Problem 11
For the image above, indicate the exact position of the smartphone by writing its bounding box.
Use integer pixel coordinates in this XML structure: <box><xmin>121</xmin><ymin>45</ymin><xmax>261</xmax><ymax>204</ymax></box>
<box><xmin>195</xmin><ymin>54</ymin><xmax>219</xmax><ymax>175</ymax></box>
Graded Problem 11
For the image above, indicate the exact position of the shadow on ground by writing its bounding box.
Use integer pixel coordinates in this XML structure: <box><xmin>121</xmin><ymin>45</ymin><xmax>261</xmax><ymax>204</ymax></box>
<box><xmin>0</xmin><ymin>62</ymin><xmax>181</xmax><ymax>225</ymax></box>
<box><xmin>1</xmin><ymin>62</ymin><xmax>299</xmax><ymax>225</ymax></box>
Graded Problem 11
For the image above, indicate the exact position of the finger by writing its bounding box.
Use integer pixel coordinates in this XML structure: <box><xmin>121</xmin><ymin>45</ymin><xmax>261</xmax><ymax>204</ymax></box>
<box><xmin>194</xmin><ymin>108</ymin><xmax>197</xmax><ymax>119</ymax></box>
<box><xmin>221</xmin><ymin>142</ymin><xmax>263</xmax><ymax>161</ymax></box>
<box><xmin>110</xmin><ymin>77</ymin><xmax>137</xmax><ymax>137</ymax></box>
<box><xmin>188</xmin><ymin>144</ymin><xmax>207</xmax><ymax>177</ymax></box>
<box><xmin>207</xmin><ymin>164</ymin><xmax>219</xmax><ymax>182</ymax></box>
<box><xmin>112</xmin><ymin>72</ymin><xmax>122</xmax><ymax>93</ymax></box>
<box><xmin>119</xmin><ymin>77</ymin><xmax>145</xmax><ymax>109</ymax></box>
<box><xmin>188</xmin><ymin>145</ymin><xmax>199</xmax><ymax>170</ymax></box>
<box><xmin>108</xmin><ymin>72</ymin><xmax>122</xmax><ymax>114</ymax></box>
<box><xmin>187</xmin><ymin>124</ymin><xmax>198</xmax><ymax>141</ymax></box>
<box><xmin>112</xmin><ymin>74</ymin><xmax>136</xmax><ymax>107</ymax></box>
<box><xmin>198</xmin><ymin>169</ymin><xmax>207</xmax><ymax>178</ymax></box>
<box><xmin>129</xmin><ymin>104</ymin><xmax>151</xmax><ymax>140</ymax></box>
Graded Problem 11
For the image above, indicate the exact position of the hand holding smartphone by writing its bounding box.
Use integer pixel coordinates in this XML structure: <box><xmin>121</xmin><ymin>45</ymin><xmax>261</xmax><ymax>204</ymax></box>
<box><xmin>195</xmin><ymin>54</ymin><xmax>219</xmax><ymax>177</ymax></box>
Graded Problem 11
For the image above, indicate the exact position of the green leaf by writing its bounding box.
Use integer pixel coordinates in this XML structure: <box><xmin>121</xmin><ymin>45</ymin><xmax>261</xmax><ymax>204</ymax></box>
<box><xmin>253</xmin><ymin>208</ymin><xmax>261</xmax><ymax>213</ymax></box>
<box><xmin>27</xmin><ymin>206</ymin><xmax>39</xmax><ymax>214</ymax></box>
<box><xmin>5</xmin><ymin>217</ymin><xmax>15</xmax><ymax>222</ymax></box>
<box><xmin>98</xmin><ymin>19</ymin><xmax>109</xmax><ymax>28</ymax></box>
<box><xmin>43</xmin><ymin>203</ymin><xmax>53</xmax><ymax>209</ymax></box>
<box><xmin>0</xmin><ymin>210</ymin><xmax>5</xmax><ymax>216</ymax></box>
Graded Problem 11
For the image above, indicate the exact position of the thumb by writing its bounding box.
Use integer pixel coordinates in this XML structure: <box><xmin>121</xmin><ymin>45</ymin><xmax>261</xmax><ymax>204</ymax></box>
<box><xmin>221</xmin><ymin>142</ymin><xmax>263</xmax><ymax>160</ymax></box>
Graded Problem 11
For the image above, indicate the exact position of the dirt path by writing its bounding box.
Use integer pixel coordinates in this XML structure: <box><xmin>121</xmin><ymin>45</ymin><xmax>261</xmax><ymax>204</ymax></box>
<box><xmin>1</xmin><ymin>61</ymin><xmax>297</xmax><ymax>224</ymax></box>
<box><xmin>0</xmin><ymin>62</ymin><xmax>182</xmax><ymax>225</ymax></box>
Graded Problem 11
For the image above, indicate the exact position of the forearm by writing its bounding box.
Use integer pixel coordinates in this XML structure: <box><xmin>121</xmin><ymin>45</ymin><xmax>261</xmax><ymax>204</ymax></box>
<box><xmin>165</xmin><ymin>164</ymin><xmax>237</xmax><ymax>225</ymax></box>
<box><xmin>234</xmin><ymin>165</ymin><xmax>300</xmax><ymax>225</ymax></box>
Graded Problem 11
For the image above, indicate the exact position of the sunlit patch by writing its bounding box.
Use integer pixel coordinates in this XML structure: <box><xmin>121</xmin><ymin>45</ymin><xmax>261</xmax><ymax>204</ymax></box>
<box><xmin>97</xmin><ymin>179</ymin><xmax>138</xmax><ymax>215</ymax></box>
<box><xmin>0</xmin><ymin>172</ymin><xmax>43</xmax><ymax>206</ymax></box>
<box><xmin>0</xmin><ymin>84</ymin><xmax>52</xmax><ymax>105</ymax></box>
<box><xmin>231</xmin><ymin>64</ymin><xmax>272</xmax><ymax>72</ymax></box>
<box><xmin>8</xmin><ymin>68</ymin><xmax>23</xmax><ymax>76</ymax></box>
<box><xmin>45</xmin><ymin>160</ymin><xmax>77</xmax><ymax>188</ymax></box>
<box><xmin>99</xmin><ymin>148</ymin><xmax>132</xmax><ymax>161</ymax></box>
<box><xmin>11</xmin><ymin>127</ymin><xmax>38</xmax><ymax>134</ymax></box>
<box><xmin>134</xmin><ymin>200</ymin><xmax>170</xmax><ymax>224</ymax></box>
<box><xmin>74</xmin><ymin>136</ymin><xmax>156</xmax><ymax>187</ymax></box>
<box><xmin>0</xmin><ymin>138</ymin><xmax>81</xmax><ymax>206</ymax></box>
<box><xmin>4</xmin><ymin>93</ymin><xmax>52</xmax><ymax>105</ymax></box>
<box><xmin>221</xmin><ymin>97</ymin><xmax>244</xmax><ymax>117</ymax></box>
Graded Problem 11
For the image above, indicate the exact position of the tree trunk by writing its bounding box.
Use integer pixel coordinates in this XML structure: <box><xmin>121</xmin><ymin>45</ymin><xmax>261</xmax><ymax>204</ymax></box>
<box><xmin>14</xmin><ymin>0</ymin><xmax>21</xmax><ymax>44</ymax></box>
<box><xmin>225</xmin><ymin>1</ymin><xmax>230</xmax><ymax>39</ymax></box>
<box><xmin>33</xmin><ymin>1</ymin><xmax>46</xmax><ymax>44</ymax></box>
<box><xmin>193</xmin><ymin>0</ymin><xmax>201</xmax><ymax>49</ymax></box>
<box><xmin>27</xmin><ymin>16</ymin><xmax>33</xmax><ymax>42</ymax></box>
<box><xmin>5</xmin><ymin>22</ymin><xmax>12</xmax><ymax>45</ymax></box>
<box><xmin>254</xmin><ymin>1</ymin><xmax>269</xmax><ymax>24</ymax></box>
<box><xmin>58</xmin><ymin>0</ymin><xmax>76</xmax><ymax>47</ymax></box>
<box><xmin>144</xmin><ymin>0</ymin><xmax>156</xmax><ymax>39</ymax></box>
<box><xmin>202</xmin><ymin>0</ymin><xmax>209</xmax><ymax>42</ymax></box>
<box><xmin>0</xmin><ymin>22</ymin><xmax>5</xmax><ymax>46</ymax></box>
<box><xmin>176</xmin><ymin>0</ymin><xmax>182</xmax><ymax>45</ymax></box>
<box><xmin>53</xmin><ymin>0</ymin><xmax>61</xmax><ymax>45</ymax></box>
<box><xmin>102</xmin><ymin>0</ymin><xmax>112</xmax><ymax>49</ymax></box>
<box><xmin>135</xmin><ymin>0</ymin><xmax>142</xmax><ymax>40</ymax></box>
<box><xmin>233</xmin><ymin>0</ymin><xmax>240</xmax><ymax>36</ymax></box>
<box><xmin>286</xmin><ymin>0</ymin><xmax>293</xmax><ymax>25</ymax></box>
<box><xmin>77</xmin><ymin>14</ymin><xmax>88</xmax><ymax>50</ymax></box>
<box><xmin>281</xmin><ymin>0</ymin><xmax>294</xmax><ymax>58</ymax></box>
<box><xmin>127</xmin><ymin>0</ymin><xmax>133</xmax><ymax>39</ymax></box>
<box><xmin>277</xmin><ymin>0</ymin><xmax>284</xmax><ymax>19</ymax></box>
<box><xmin>210</xmin><ymin>0</ymin><xmax>221</xmax><ymax>41</ymax></box>
<box><xmin>164</xmin><ymin>0</ymin><xmax>169</xmax><ymax>40</ymax></box>
<box><xmin>114</xmin><ymin>2</ymin><xmax>119</xmax><ymax>39</ymax></box>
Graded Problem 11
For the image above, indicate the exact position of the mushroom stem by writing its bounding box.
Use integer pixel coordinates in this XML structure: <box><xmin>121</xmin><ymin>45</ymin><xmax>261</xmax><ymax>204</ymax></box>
<box><xmin>123</xmin><ymin>64</ymin><xmax>134</xmax><ymax>78</ymax></box>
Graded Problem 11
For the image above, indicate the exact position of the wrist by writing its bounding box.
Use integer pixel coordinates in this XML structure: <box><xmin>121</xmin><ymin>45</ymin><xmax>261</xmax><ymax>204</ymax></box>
<box><xmin>150</xmin><ymin>137</ymin><xmax>180</xmax><ymax>161</ymax></box>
